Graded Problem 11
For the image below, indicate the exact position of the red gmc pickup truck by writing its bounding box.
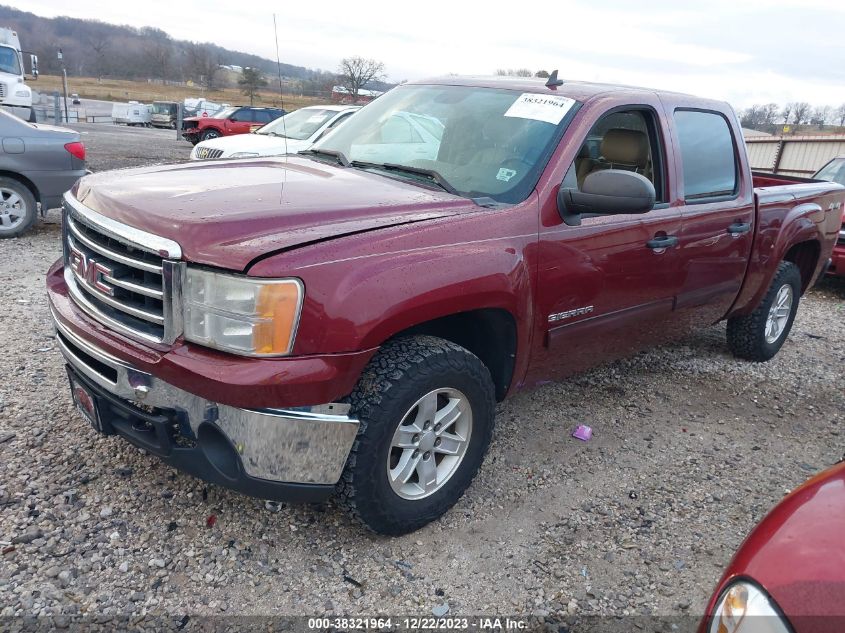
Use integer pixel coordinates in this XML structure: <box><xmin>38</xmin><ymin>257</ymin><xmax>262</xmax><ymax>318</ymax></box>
<box><xmin>47</xmin><ymin>76</ymin><xmax>844</xmax><ymax>535</ymax></box>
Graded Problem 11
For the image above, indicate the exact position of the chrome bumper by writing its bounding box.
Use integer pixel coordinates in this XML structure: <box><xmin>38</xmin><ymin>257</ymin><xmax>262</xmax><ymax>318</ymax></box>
<box><xmin>52</xmin><ymin>308</ymin><xmax>359</xmax><ymax>486</ymax></box>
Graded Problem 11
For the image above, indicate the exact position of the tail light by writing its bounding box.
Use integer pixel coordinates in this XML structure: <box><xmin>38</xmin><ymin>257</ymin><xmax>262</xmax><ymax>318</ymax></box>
<box><xmin>64</xmin><ymin>142</ymin><xmax>86</xmax><ymax>162</ymax></box>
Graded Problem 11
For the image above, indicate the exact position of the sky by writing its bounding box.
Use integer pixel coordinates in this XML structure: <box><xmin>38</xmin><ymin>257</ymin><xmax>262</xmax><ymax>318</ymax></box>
<box><xmin>21</xmin><ymin>0</ymin><xmax>845</xmax><ymax>108</ymax></box>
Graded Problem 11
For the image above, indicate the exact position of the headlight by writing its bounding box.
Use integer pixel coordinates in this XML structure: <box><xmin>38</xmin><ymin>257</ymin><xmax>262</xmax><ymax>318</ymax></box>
<box><xmin>183</xmin><ymin>268</ymin><xmax>303</xmax><ymax>356</ymax></box>
<box><xmin>229</xmin><ymin>152</ymin><xmax>260</xmax><ymax>158</ymax></box>
<box><xmin>709</xmin><ymin>581</ymin><xmax>792</xmax><ymax>633</ymax></box>
<box><xmin>15</xmin><ymin>89</ymin><xmax>30</xmax><ymax>98</ymax></box>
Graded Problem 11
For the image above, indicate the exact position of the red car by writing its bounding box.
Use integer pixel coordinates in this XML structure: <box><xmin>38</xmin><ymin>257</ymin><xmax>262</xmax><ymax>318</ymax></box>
<box><xmin>181</xmin><ymin>106</ymin><xmax>285</xmax><ymax>145</ymax></box>
<box><xmin>700</xmin><ymin>461</ymin><xmax>845</xmax><ymax>633</ymax></box>
<box><xmin>812</xmin><ymin>157</ymin><xmax>845</xmax><ymax>277</ymax></box>
<box><xmin>47</xmin><ymin>76</ymin><xmax>844</xmax><ymax>534</ymax></box>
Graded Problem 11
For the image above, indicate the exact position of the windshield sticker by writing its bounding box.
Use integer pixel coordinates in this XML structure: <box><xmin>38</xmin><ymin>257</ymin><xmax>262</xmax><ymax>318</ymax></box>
<box><xmin>504</xmin><ymin>93</ymin><xmax>576</xmax><ymax>125</ymax></box>
<box><xmin>306</xmin><ymin>114</ymin><xmax>329</xmax><ymax>123</ymax></box>
<box><xmin>497</xmin><ymin>168</ymin><xmax>517</xmax><ymax>182</ymax></box>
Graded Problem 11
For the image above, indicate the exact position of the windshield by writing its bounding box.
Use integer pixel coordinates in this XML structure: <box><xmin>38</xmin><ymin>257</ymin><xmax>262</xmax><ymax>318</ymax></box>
<box><xmin>814</xmin><ymin>158</ymin><xmax>845</xmax><ymax>186</ymax></box>
<box><xmin>258</xmin><ymin>108</ymin><xmax>339</xmax><ymax>140</ymax></box>
<box><xmin>310</xmin><ymin>84</ymin><xmax>578</xmax><ymax>203</ymax></box>
<box><xmin>0</xmin><ymin>45</ymin><xmax>21</xmax><ymax>76</ymax></box>
<box><xmin>151</xmin><ymin>103</ymin><xmax>175</xmax><ymax>115</ymax></box>
<box><xmin>210</xmin><ymin>107</ymin><xmax>237</xmax><ymax>120</ymax></box>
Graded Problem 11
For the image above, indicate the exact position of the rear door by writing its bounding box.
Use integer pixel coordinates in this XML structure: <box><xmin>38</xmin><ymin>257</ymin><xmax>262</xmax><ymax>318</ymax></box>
<box><xmin>530</xmin><ymin>103</ymin><xmax>687</xmax><ymax>381</ymax></box>
<box><xmin>670</xmin><ymin>108</ymin><xmax>755</xmax><ymax>326</ymax></box>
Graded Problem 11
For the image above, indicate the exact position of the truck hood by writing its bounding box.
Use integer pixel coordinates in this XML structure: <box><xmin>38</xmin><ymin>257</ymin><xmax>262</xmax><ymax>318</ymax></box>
<box><xmin>194</xmin><ymin>133</ymin><xmax>312</xmax><ymax>158</ymax></box>
<box><xmin>73</xmin><ymin>157</ymin><xmax>476</xmax><ymax>271</ymax></box>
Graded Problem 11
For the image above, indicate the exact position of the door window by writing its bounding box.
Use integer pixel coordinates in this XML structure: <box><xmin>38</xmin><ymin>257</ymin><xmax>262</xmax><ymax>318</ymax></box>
<box><xmin>674</xmin><ymin>110</ymin><xmax>737</xmax><ymax>201</ymax></box>
<box><xmin>253</xmin><ymin>110</ymin><xmax>273</xmax><ymax>124</ymax></box>
<box><xmin>563</xmin><ymin>109</ymin><xmax>665</xmax><ymax>203</ymax></box>
<box><xmin>232</xmin><ymin>109</ymin><xmax>252</xmax><ymax>122</ymax></box>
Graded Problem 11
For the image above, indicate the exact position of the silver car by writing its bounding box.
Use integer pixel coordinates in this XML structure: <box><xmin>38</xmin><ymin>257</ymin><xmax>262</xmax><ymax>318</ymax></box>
<box><xmin>0</xmin><ymin>110</ymin><xmax>87</xmax><ymax>237</ymax></box>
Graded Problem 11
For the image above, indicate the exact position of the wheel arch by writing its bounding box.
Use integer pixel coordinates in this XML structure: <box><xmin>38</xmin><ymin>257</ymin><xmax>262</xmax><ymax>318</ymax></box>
<box><xmin>783</xmin><ymin>239</ymin><xmax>821</xmax><ymax>293</ymax></box>
<box><xmin>385</xmin><ymin>308</ymin><xmax>518</xmax><ymax>402</ymax></box>
<box><xmin>0</xmin><ymin>171</ymin><xmax>40</xmax><ymax>204</ymax></box>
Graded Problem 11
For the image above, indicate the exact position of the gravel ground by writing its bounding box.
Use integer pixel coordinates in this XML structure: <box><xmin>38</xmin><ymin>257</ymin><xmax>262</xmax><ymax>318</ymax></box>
<box><xmin>1</xmin><ymin>125</ymin><xmax>844</xmax><ymax>629</ymax></box>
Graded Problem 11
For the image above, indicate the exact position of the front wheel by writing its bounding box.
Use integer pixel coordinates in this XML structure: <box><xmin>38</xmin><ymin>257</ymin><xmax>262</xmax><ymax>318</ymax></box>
<box><xmin>337</xmin><ymin>336</ymin><xmax>496</xmax><ymax>535</ymax></box>
<box><xmin>727</xmin><ymin>261</ymin><xmax>801</xmax><ymax>361</ymax></box>
<box><xmin>200</xmin><ymin>129</ymin><xmax>221</xmax><ymax>142</ymax></box>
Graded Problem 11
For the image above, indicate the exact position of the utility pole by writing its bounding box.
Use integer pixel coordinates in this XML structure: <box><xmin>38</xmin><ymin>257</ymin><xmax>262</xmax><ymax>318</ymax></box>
<box><xmin>58</xmin><ymin>48</ymin><xmax>69</xmax><ymax>123</ymax></box>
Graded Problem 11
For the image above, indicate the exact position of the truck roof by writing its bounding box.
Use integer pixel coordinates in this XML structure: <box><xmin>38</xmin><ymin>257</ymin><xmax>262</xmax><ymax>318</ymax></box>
<box><xmin>408</xmin><ymin>75</ymin><xmax>723</xmax><ymax>109</ymax></box>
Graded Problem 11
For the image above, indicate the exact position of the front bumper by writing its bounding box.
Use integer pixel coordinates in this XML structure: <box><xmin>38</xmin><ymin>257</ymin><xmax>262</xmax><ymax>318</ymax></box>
<box><xmin>53</xmin><ymin>309</ymin><xmax>359</xmax><ymax>499</ymax></box>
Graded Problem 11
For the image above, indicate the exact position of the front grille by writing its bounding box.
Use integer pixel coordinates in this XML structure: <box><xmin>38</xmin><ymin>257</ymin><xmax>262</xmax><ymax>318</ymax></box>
<box><xmin>62</xmin><ymin>199</ymin><xmax>183</xmax><ymax>345</ymax></box>
<box><xmin>195</xmin><ymin>147</ymin><xmax>224</xmax><ymax>160</ymax></box>
<box><xmin>0</xmin><ymin>83</ymin><xmax>6</xmax><ymax>99</ymax></box>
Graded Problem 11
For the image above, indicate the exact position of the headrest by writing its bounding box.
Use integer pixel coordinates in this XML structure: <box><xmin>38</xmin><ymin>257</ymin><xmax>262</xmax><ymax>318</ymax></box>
<box><xmin>600</xmin><ymin>129</ymin><xmax>649</xmax><ymax>168</ymax></box>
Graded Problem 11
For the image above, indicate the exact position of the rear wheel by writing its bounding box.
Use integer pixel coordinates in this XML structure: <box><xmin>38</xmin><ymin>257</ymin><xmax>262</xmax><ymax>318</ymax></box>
<box><xmin>337</xmin><ymin>336</ymin><xmax>496</xmax><ymax>535</ymax></box>
<box><xmin>727</xmin><ymin>261</ymin><xmax>801</xmax><ymax>361</ymax></box>
<box><xmin>201</xmin><ymin>129</ymin><xmax>221</xmax><ymax>142</ymax></box>
<box><xmin>0</xmin><ymin>177</ymin><xmax>37</xmax><ymax>238</ymax></box>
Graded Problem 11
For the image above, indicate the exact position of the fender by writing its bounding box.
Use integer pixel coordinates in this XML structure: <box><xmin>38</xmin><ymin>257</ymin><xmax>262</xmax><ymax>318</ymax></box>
<box><xmin>728</xmin><ymin>198</ymin><xmax>824</xmax><ymax>317</ymax></box>
<box><xmin>248</xmin><ymin>201</ymin><xmax>540</xmax><ymax>388</ymax></box>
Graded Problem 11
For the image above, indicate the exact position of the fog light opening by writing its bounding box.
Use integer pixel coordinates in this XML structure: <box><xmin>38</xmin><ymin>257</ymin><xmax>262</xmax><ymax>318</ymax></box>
<box><xmin>198</xmin><ymin>423</ymin><xmax>241</xmax><ymax>481</ymax></box>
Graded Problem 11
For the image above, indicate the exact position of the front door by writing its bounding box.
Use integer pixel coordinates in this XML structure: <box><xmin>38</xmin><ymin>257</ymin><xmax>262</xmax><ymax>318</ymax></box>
<box><xmin>527</xmin><ymin>106</ymin><xmax>686</xmax><ymax>384</ymax></box>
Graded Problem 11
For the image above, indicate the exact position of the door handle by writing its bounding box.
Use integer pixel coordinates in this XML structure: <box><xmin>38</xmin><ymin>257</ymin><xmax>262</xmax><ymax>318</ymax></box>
<box><xmin>646</xmin><ymin>235</ymin><xmax>679</xmax><ymax>250</ymax></box>
<box><xmin>727</xmin><ymin>222</ymin><xmax>752</xmax><ymax>235</ymax></box>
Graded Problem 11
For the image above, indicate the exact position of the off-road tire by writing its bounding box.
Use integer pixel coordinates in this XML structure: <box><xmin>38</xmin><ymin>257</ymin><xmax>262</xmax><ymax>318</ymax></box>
<box><xmin>727</xmin><ymin>261</ymin><xmax>801</xmax><ymax>362</ymax></box>
<box><xmin>337</xmin><ymin>336</ymin><xmax>496</xmax><ymax>535</ymax></box>
<box><xmin>0</xmin><ymin>177</ymin><xmax>37</xmax><ymax>239</ymax></box>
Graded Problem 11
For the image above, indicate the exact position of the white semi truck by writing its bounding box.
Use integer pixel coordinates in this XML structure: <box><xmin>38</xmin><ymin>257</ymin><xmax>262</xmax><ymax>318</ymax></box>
<box><xmin>0</xmin><ymin>27</ymin><xmax>38</xmax><ymax>122</ymax></box>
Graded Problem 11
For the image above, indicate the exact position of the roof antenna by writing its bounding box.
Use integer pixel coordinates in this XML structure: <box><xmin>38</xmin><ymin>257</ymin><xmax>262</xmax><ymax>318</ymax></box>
<box><xmin>272</xmin><ymin>13</ymin><xmax>288</xmax><ymax>157</ymax></box>
<box><xmin>545</xmin><ymin>69</ymin><xmax>564</xmax><ymax>89</ymax></box>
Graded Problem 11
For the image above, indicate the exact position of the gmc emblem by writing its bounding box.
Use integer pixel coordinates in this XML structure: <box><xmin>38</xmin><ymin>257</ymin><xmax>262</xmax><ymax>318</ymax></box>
<box><xmin>68</xmin><ymin>243</ymin><xmax>115</xmax><ymax>296</ymax></box>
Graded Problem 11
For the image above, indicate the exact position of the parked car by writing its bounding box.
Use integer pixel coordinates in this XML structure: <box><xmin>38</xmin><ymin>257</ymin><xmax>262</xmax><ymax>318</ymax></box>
<box><xmin>46</xmin><ymin>76</ymin><xmax>844</xmax><ymax>535</ymax></box>
<box><xmin>181</xmin><ymin>106</ymin><xmax>285</xmax><ymax>145</ymax></box>
<box><xmin>812</xmin><ymin>156</ymin><xmax>845</xmax><ymax>277</ymax></box>
<box><xmin>191</xmin><ymin>105</ymin><xmax>359</xmax><ymax>160</ymax></box>
<box><xmin>699</xmin><ymin>460</ymin><xmax>845</xmax><ymax>633</ymax></box>
<box><xmin>150</xmin><ymin>101</ymin><xmax>179</xmax><ymax>129</ymax></box>
<box><xmin>112</xmin><ymin>101</ymin><xmax>151</xmax><ymax>127</ymax></box>
<box><xmin>0</xmin><ymin>109</ymin><xmax>85</xmax><ymax>237</ymax></box>
<box><xmin>71</xmin><ymin>93</ymin><xmax>81</xmax><ymax>105</ymax></box>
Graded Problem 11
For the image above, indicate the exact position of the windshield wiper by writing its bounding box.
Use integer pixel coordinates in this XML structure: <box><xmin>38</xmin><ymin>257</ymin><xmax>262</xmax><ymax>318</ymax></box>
<box><xmin>351</xmin><ymin>161</ymin><xmax>458</xmax><ymax>195</ymax></box>
<box><xmin>298</xmin><ymin>148</ymin><xmax>349</xmax><ymax>167</ymax></box>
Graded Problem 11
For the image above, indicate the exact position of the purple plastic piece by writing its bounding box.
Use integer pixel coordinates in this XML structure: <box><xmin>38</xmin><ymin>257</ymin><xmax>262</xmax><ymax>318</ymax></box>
<box><xmin>572</xmin><ymin>424</ymin><xmax>593</xmax><ymax>442</ymax></box>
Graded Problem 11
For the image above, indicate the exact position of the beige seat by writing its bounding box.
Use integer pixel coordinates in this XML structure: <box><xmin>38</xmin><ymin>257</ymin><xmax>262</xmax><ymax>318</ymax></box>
<box><xmin>577</xmin><ymin>129</ymin><xmax>651</xmax><ymax>187</ymax></box>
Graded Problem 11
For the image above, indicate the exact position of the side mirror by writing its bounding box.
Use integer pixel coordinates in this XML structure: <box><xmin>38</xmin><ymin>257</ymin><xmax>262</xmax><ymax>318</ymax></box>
<box><xmin>557</xmin><ymin>170</ymin><xmax>655</xmax><ymax>227</ymax></box>
<box><xmin>30</xmin><ymin>54</ymin><xmax>39</xmax><ymax>79</ymax></box>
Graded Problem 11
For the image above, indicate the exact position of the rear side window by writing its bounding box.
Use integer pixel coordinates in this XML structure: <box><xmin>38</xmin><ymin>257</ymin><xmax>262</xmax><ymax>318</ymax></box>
<box><xmin>674</xmin><ymin>110</ymin><xmax>737</xmax><ymax>200</ymax></box>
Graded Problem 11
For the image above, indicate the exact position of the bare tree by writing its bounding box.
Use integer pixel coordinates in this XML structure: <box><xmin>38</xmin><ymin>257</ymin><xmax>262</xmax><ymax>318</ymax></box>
<box><xmin>790</xmin><ymin>102</ymin><xmax>811</xmax><ymax>125</ymax></box>
<box><xmin>780</xmin><ymin>104</ymin><xmax>792</xmax><ymax>124</ymax></box>
<box><xmin>762</xmin><ymin>103</ymin><xmax>779</xmax><ymax>125</ymax></box>
<box><xmin>186</xmin><ymin>44</ymin><xmax>221</xmax><ymax>91</ymax></box>
<box><xmin>837</xmin><ymin>104</ymin><xmax>845</xmax><ymax>127</ymax></box>
<box><xmin>87</xmin><ymin>34</ymin><xmax>110</xmax><ymax>80</ymax></box>
<box><xmin>238</xmin><ymin>67</ymin><xmax>268</xmax><ymax>105</ymax></box>
<box><xmin>535</xmin><ymin>70</ymin><xmax>550</xmax><ymax>78</ymax></box>
<box><xmin>142</xmin><ymin>28</ymin><xmax>173</xmax><ymax>81</ymax></box>
<box><xmin>337</xmin><ymin>56</ymin><xmax>385</xmax><ymax>102</ymax></box>
<box><xmin>811</xmin><ymin>105</ymin><xmax>831</xmax><ymax>127</ymax></box>
<box><xmin>740</xmin><ymin>104</ymin><xmax>766</xmax><ymax>129</ymax></box>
